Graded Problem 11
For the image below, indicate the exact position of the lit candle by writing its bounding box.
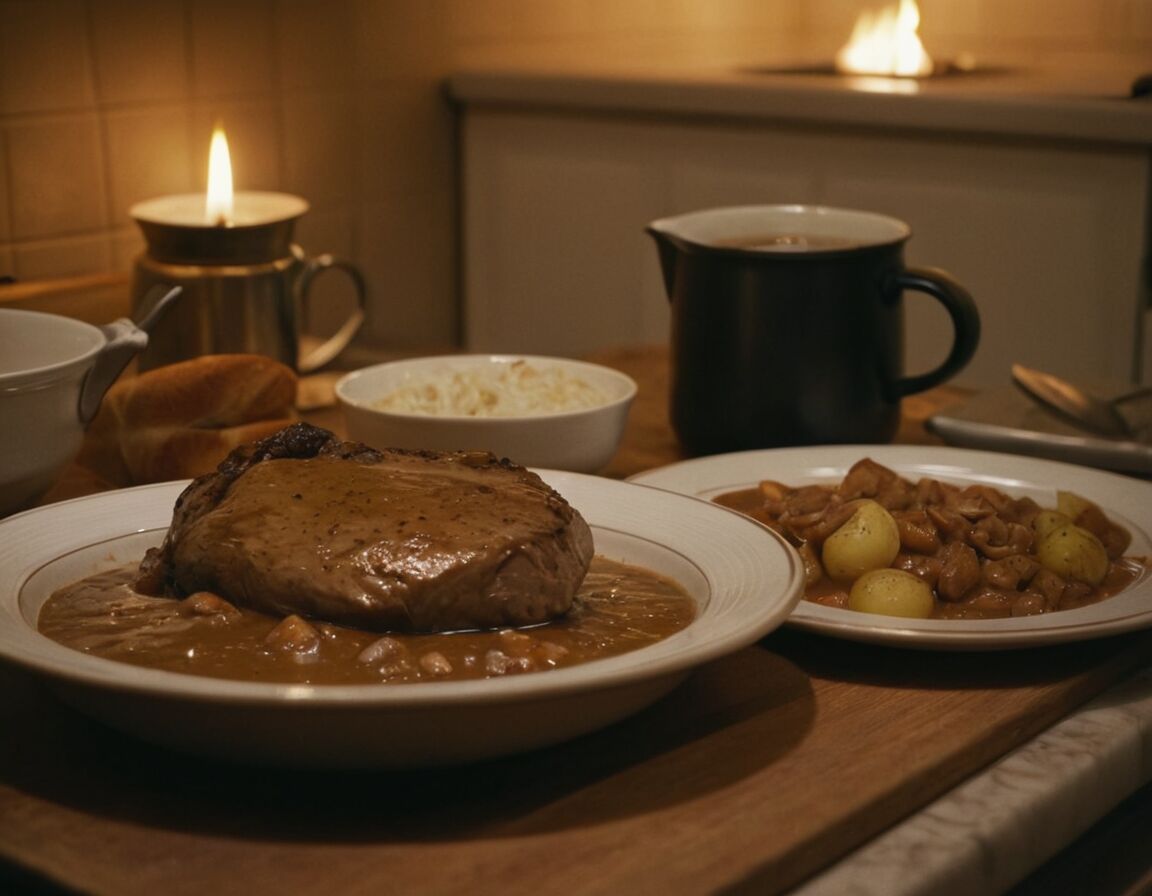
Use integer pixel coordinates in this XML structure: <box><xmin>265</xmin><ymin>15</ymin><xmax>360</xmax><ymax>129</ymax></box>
<box><xmin>130</xmin><ymin>125</ymin><xmax>307</xmax><ymax>231</ymax></box>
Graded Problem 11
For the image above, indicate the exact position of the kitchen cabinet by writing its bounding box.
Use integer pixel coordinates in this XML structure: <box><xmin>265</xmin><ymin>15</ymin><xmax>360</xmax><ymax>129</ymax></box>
<box><xmin>457</xmin><ymin>86</ymin><xmax>1151</xmax><ymax>389</ymax></box>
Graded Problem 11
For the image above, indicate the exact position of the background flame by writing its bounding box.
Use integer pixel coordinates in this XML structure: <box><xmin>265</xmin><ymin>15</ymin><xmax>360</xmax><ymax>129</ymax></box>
<box><xmin>836</xmin><ymin>0</ymin><xmax>933</xmax><ymax>77</ymax></box>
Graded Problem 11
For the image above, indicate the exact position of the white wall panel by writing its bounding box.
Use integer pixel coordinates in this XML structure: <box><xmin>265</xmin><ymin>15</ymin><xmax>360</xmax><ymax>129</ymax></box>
<box><xmin>462</xmin><ymin>108</ymin><xmax>1149</xmax><ymax>387</ymax></box>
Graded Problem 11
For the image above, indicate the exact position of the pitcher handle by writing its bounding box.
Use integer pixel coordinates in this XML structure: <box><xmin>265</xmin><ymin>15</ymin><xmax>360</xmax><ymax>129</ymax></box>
<box><xmin>888</xmin><ymin>266</ymin><xmax>981</xmax><ymax>399</ymax></box>
<box><xmin>294</xmin><ymin>254</ymin><xmax>367</xmax><ymax>373</ymax></box>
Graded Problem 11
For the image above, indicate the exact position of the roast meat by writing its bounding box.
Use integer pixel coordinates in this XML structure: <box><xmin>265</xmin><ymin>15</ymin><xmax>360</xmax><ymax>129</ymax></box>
<box><xmin>137</xmin><ymin>423</ymin><xmax>594</xmax><ymax>632</ymax></box>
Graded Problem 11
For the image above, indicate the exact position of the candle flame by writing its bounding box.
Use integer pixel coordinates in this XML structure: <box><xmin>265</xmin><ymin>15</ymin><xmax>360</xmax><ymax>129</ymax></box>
<box><xmin>836</xmin><ymin>0</ymin><xmax>933</xmax><ymax>77</ymax></box>
<box><xmin>205</xmin><ymin>125</ymin><xmax>234</xmax><ymax>226</ymax></box>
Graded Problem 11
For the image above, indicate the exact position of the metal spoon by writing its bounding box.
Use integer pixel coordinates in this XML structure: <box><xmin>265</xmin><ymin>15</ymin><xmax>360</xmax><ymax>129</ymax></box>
<box><xmin>1011</xmin><ymin>363</ymin><xmax>1152</xmax><ymax>440</ymax></box>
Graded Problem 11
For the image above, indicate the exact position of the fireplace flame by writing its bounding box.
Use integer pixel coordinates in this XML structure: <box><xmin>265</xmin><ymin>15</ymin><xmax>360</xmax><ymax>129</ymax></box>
<box><xmin>205</xmin><ymin>125</ymin><xmax>234</xmax><ymax>226</ymax></box>
<box><xmin>836</xmin><ymin>0</ymin><xmax>933</xmax><ymax>77</ymax></box>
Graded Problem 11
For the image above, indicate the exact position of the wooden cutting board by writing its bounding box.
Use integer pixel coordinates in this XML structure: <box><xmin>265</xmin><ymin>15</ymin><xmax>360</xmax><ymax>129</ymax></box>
<box><xmin>1</xmin><ymin>628</ymin><xmax>1149</xmax><ymax>896</ymax></box>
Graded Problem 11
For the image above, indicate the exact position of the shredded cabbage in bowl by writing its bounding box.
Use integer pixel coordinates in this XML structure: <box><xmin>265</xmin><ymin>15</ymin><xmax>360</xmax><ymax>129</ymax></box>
<box><xmin>371</xmin><ymin>360</ymin><xmax>611</xmax><ymax>417</ymax></box>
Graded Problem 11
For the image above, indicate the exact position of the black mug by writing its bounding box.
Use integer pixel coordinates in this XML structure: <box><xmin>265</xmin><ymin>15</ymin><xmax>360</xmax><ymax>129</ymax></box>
<box><xmin>647</xmin><ymin>205</ymin><xmax>981</xmax><ymax>455</ymax></box>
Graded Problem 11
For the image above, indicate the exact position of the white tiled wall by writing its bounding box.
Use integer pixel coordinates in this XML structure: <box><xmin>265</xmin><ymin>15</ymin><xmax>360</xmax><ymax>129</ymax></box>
<box><xmin>1</xmin><ymin>0</ymin><xmax>1148</xmax><ymax>349</ymax></box>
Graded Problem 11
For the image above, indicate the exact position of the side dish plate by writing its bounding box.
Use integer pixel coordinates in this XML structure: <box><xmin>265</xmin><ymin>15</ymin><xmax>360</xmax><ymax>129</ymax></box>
<box><xmin>0</xmin><ymin>473</ymin><xmax>804</xmax><ymax>769</ymax></box>
<box><xmin>630</xmin><ymin>445</ymin><xmax>1152</xmax><ymax>651</ymax></box>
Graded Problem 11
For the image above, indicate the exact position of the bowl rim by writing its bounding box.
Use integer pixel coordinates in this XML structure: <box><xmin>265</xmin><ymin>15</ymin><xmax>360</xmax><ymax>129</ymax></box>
<box><xmin>0</xmin><ymin>308</ymin><xmax>106</xmax><ymax>386</ymax></box>
<box><xmin>334</xmin><ymin>353</ymin><xmax>639</xmax><ymax>423</ymax></box>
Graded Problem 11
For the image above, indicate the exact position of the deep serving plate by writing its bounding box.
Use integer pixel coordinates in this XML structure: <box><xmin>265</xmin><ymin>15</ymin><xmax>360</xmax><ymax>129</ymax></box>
<box><xmin>0</xmin><ymin>472</ymin><xmax>804</xmax><ymax>768</ymax></box>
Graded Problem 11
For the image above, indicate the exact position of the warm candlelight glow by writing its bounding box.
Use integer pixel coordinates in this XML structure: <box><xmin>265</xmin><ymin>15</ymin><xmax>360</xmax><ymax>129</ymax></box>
<box><xmin>206</xmin><ymin>125</ymin><xmax>234</xmax><ymax>226</ymax></box>
<box><xmin>131</xmin><ymin>124</ymin><xmax>306</xmax><ymax>232</ymax></box>
<box><xmin>836</xmin><ymin>0</ymin><xmax>933</xmax><ymax>77</ymax></box>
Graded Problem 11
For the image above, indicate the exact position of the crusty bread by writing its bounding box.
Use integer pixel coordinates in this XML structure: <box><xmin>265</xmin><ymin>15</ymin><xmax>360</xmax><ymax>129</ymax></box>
<box><xmin>79</xmin><ymin>354</ymin><xmax>298</xmax><ymax>485</ymax></box>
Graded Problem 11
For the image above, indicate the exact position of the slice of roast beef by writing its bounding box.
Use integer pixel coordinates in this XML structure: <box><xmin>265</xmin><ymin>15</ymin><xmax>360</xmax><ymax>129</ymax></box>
<box><xmin>136</xmin><ymin>422</ymin><xmax>594</xmax><ymax>632</ymax></box>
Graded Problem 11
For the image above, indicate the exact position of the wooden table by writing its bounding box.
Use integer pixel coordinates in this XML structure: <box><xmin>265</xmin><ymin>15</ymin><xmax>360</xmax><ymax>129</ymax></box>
<box><xmin>3</xmin><ymin>346</ymin><xmax>1151</xmax><ymax>895</ymax></box>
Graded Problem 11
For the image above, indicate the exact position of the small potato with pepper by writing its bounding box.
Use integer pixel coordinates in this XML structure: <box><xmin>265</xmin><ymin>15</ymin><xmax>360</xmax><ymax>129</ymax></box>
<box><xmin>1035</xmin><ymin>522</ymin><xmax>1110</xmax><ymax>585</ymax></box>
<box><xmin>848</xmin><ymin>568</ymin><xmax>935</xmax><ymax>618</ymax></box>
<box><xmin>822</xmin><ymin>500</ymin><xmax>900</xmax><ymax>582</ymax></box>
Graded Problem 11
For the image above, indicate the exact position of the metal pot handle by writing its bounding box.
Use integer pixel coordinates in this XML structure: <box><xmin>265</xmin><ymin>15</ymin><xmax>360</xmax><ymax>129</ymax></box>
<box><xmin>77</xmin><ymin>285</ymin><xmax>182</xmax><ymax>423</ymax></box>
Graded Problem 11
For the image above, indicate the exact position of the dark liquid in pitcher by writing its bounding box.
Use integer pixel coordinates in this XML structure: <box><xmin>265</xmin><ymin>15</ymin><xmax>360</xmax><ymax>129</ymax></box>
<box><xmin>712</xmin><ymin>233</ymin><xmax>860</xmax><ymax>252</ymax></box>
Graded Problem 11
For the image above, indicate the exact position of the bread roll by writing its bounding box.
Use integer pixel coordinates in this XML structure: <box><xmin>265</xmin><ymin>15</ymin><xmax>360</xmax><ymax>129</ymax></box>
<box><xmin>79</xmin><ymin>354</ymin><xmax>298</xmax><ymax>485</ymax></box>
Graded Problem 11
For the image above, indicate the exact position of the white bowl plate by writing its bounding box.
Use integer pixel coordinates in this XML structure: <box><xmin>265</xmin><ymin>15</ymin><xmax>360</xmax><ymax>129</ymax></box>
<box><xmin>336</xmin><ymin>354</ymin><xmax>637</xmax><ymax>473</ymax></box>
<box><xmin>630</xmin><ymin>445</ymin><xmax>1152</xmax><ymax>651</ymax></box>
<box><xmin>0</xmin><ymin>473</ymin><xmax>803</xmax><ymax>768</ymax></box>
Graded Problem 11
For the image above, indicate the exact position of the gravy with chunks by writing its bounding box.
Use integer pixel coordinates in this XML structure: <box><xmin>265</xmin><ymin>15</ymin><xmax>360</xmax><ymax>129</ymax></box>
<box><xmin>39</xmin><ymin>557</ymin><xmax>696</xmax><ymax>685</ymax></box>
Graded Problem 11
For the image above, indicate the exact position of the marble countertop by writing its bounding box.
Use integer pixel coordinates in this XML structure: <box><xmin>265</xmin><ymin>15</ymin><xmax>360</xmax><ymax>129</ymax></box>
<box><xmin>449</xmin><ymin>55</ymin><xmax>1152</xmax><ymax>146</ymax></box>
<box><xmin>796</xmin><ymin>665</ymin><xmax>1152</xmax><ymax>894</ymax></box>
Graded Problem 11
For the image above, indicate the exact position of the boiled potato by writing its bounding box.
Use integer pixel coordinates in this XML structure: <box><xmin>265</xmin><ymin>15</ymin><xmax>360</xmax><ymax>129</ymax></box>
<box><xmin>1031</xmin><ymin>509</ymin><xmax>1072</xmax><ymax>542</ymax></box>
<box><xmin>1035</xmin><ymin>523</ymin><xmax>1110</xmax><ymax>585</ymax></box>
<box><xmin>848</xmin><ymin>568</ymin><xmax>935</xmax><ymax>618</ymax></box>
<box><xmin>822</xmin><ymin>500</ymin><xmax>900</xmax><ymax>581</ymax></box>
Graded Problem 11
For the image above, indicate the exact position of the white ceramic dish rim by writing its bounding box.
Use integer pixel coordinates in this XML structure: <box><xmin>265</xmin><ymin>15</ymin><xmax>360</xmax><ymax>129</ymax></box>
<box><xmin>629</xmin><ymin>444</ymin><xmax>1152</xmax><ymax>650</ymax></box>
<box><xmin>0</xmin><ymin>308</ymin><xmax>106</xmax><ymax>386</ymax></box>
<box><xmin>335</xmin><ymin>354</ymin><xmax>638</xmax><ymax>423</ymax></box>
<box><xmin>0</xmin><ymin>473</ymin><xmax>803</xmax><ymax>707</ymax></box>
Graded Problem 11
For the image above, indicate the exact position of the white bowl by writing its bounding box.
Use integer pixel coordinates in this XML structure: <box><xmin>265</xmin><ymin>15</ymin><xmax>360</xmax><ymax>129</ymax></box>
<box><xmin>336</xmin><ymin>354</ymin><xmax>638</xmax><ymax>472</ymax></box>
<box><xmin>0</xmin><ymin>472</ymin><xmax>804</xmax><ymax>768</ymax></box>
<box><xmin>0</xmin><ymin>304</ymin><xmax>163</xmax><ymax>517</ymax></box>
<box><xmin>0</xmin><ymin>309</ymin><xmax>109</xmax><ymax>516</ymax></box>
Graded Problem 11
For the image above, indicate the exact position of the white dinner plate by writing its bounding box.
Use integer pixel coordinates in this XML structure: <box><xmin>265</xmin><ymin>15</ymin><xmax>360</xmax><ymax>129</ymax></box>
<box><xmin>0</xmin><ymin>472</ymin><xmax>804</xmax><ymax>769</ymax></box>
<box><xmin>630</xmin><ymin>445</ymin><xmax>1152</xmax><ymax>651</ymax></box>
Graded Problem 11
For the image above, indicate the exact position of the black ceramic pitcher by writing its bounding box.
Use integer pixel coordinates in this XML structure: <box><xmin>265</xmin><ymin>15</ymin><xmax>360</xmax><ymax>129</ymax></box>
<box><xmin>647</xmin><ymin>205</ymin><xmax>981</xmax><ymax>455</ymax></box>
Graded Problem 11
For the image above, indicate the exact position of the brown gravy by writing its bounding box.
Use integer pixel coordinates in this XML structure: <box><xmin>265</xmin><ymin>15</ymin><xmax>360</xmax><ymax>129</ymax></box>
<box><xmin>39</xmin><ymin>557</ymin><xmax>696</xmax><ymax>685</ymax></box>
<box><xmin>711</xmin><ymin>233</ymin><xmax>860</xmax><ymax>252</ymax></box>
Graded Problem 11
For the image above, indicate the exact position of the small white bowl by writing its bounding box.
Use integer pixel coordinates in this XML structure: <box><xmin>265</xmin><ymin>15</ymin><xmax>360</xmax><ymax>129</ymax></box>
<box><xmin>336</xmin><ymin>354</ymin><xmax>638</xmax><ymax>472</ymax></box>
